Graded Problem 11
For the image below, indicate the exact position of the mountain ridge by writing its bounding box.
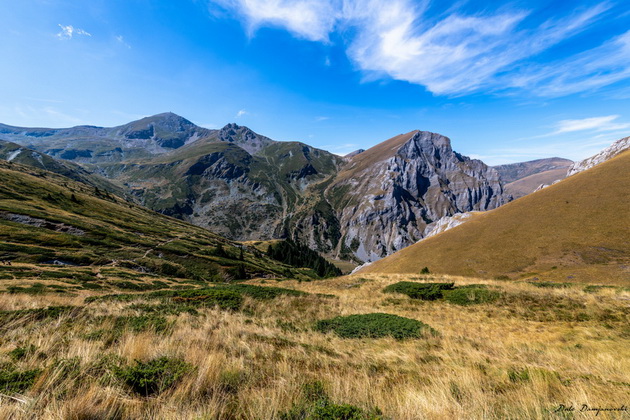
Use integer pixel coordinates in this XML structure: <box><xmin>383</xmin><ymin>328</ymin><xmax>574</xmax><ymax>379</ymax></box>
<box><xmin>1</xmin><ymin>113</ymin><xmax>510</xmax><ymax>262</ymax></box>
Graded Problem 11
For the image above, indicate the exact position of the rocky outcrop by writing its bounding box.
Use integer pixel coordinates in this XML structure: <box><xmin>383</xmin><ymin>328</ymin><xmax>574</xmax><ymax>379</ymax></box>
<box><xmin>327</xmin><ymin>131</ymin><xmax>508</xmax><ymax>261</ymax></box>
<box><xmin>422</xmin><ymin>212</ymin><xmax>478</xmax><ymax>240</ymax></box>
<box><xmin>567</xmin><ymin>136</ymin><xmax>630</xmax><ymax>176</ymax></box>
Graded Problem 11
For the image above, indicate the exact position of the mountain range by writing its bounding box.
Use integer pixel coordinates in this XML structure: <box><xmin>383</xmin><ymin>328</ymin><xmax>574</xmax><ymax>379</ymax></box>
<box><xmin>0</xmin><ymin>112</ymin><xmax>543</xmax><ymax>263</ymax></box>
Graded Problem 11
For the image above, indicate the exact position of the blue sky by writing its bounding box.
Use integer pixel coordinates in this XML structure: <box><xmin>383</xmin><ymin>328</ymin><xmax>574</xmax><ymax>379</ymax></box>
<box><xmin>0</xmin><ymin>0</ymin><xmax>629</xmax><ymax>164</ymax></box>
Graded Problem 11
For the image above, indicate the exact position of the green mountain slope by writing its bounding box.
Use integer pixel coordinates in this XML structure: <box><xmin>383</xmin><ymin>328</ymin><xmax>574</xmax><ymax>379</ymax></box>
<box><xmin>0</xmin><ymin>160</ymin><xmax>324</xmax><ymax>289</ymax></box>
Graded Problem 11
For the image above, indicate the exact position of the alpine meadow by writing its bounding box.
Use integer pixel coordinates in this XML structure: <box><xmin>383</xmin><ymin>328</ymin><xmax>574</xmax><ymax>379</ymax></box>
<box><xmin>1</xmin><ymin>1</ymin><xmax>629</xmax><ymax>419</ymax></box>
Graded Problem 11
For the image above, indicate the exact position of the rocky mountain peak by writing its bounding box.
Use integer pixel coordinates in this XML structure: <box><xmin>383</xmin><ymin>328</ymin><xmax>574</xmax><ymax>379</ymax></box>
<box><xmin>567</xmin><ymin>136</ymin><xmax>629</xmax><ymax>176</ymax></box>
<box><xmin>217</xmin><ymin>123</ymin><xmax>274</xmax><ymax>155</ymax></box>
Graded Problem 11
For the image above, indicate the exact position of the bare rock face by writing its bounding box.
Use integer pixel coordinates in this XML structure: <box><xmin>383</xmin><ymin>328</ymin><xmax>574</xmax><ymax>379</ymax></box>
<box><xmin>327</xmin><ymin>131</ymin><xmax>508</xmax><ymax>262</ymax></box>
<box><xmin>422</xmin><ymin>212</ymin><xmax>478</xmax><ymax>240</ymax></box>
<box><xmin>567</xmin><ymin>136</ymin><xmax>630</xmax><ymax>176</ymax></box>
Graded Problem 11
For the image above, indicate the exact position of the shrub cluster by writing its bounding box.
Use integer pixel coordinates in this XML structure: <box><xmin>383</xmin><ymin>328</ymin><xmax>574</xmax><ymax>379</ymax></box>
<box><xmin>442</xmin><ymin>287</ymin><xmax>500</xmax><ymax>306</ymax></box>
<box><xmin>383</xmin><ymin>282</ymin><xmax>454</xmax><ymax>300</ymax></box>
<box><xmin>280</xmin><ymin>381</ymin><xmax>384</xmax><ymax>420</ymax></box>
<box><xmin>0</xmin><ymin>305</ymin><xmax>77</xmax><ymax>323</ymax></box>
<box><xmin>383</xmin><ymin>282</ymin><xmax>501</xmax><ymax>306</ymax></box>
<box><xmin>315</xmin><ymin>313</ymin><xmax>436</xmax><ymax>340</ymax></box>
<box><xmin>216</xmin><ymin>284</ymin><xmax>307</xmax><ymax>300</ymax></box>
<box><xmin>0</xmin><ymin>366</ymin><xmax>42</xmax><ymax>393</ymax></box>
<box><xmin>113</xmin><ymin>356</ymin><xmax>192</xmax><ymax>396</ymax></box>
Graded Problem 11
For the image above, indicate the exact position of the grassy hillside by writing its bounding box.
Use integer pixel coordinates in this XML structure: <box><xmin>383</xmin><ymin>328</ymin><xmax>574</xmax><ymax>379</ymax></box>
<box><xmin>0</xmin><ymin>139</ymin><xmax>128</xmax><ymax>198</ymax></box>
<box><xmin>0</xmin><ymin>272</ymin><xmax>627</xmax><ymax>418</ymax></box>
<box><xmin>362</xmin><ymin>151</ymin><xmax>630</xmax><ymax>285</ymax></box>
<box><xmin>0</xmin><ymin>160</ymin><xmax>322</xmax><ymax>290</ymax></box>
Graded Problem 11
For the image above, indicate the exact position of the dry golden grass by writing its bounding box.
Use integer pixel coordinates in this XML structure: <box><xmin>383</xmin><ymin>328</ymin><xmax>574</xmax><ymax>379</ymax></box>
<box><xmin>363</xmin><ymin>151</ymin><xmax>630</xmax><ymax>285</ymax></box>
<box><xmin>1</xmin><ymin>272</ymin><xmax>629</xmax><ymax>419</ymax></box>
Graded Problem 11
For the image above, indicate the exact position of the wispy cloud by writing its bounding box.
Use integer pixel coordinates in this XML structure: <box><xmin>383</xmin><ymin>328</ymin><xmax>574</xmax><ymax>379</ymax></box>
<box><xmin>315</xmin><ymin>116</ymin><xmax>329</xmax><ymax>121</ymax></box>
<box><xmin>210</xmin><ymin>0</ymin><xmax>630</xmax><ymax>97</ymax></box>
<box><xmin>235</xmin><ymin>109</ymin><xmax>248</xmax><ymax>118</ymax></box>
<box><xmin>116</xmin><ymin>35</ymin><xmax>131</xmax><ymax>49</ymax></box>
<box><xmin>56</xmin><ymin>24</ymin><xmax>91</xmax><ymax>40</ymax></box>
<box><xmin>554</xmin><ymin>115</ymin><xmax>630</xmax><ymax>134</ymax></box>
<box><xmin>523</xmin><ymin>115</ymin><xmax>630</xmax><ymax>140</ymax></box>
<box><xmin>321</xmin><ymin>142</ymin><xmax>361</xmax><ymax>156</ymax></box>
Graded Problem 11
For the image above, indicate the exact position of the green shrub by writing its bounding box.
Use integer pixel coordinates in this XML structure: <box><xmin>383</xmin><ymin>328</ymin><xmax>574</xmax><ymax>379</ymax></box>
<box><xmin>218</xmin><ymin>369</ymin><xmax>247</xmax><ymax>394</ymax></box>
<box><xmin>216</xmin><ymin>284</ymin><xmax>307</xmax><ymax>300</ymax></box>
<box><xmin>114</xmin><ymin>356</ymin><xmax>192</xmax><ymax>396</ymax></box>
<box><xmin>443</xmin><ymin>288</ymin><xmax>500</xmax><ymax>306</ymax></box>
<box><xmin>114</xmin><ymin>315</ymin><xmax>170</xmax><ymax>334</ymax></box>
<box><xmin>128</xmin><ymin>303</ymin><xmax>198</xmax><ymax>316</ymax></box>
<box><xmin>508</xmin><ymin>368</ymin><xmax>530</xmax><ymax>383</ymax></box>
<box><xmin>583</xmin><ymin>285</ymin><xmax>615</xmax><ymax>293</ymax></box>
<box><xmin>528</xmin><ymin>281</ymin><xmax>572</xmax><ymax>289</ymax></box>
<box><xmin>315</xmin><ymin>313</ymin><xmax>436</xmax><ymax>340</ymax></box>
<box><xmin>0</xmin><ymin>367</ymin><xmax>42</xmax><ymax>393</ymax></box>
<box><xmin>8</xmin><ymin>345</ymin><xmax>37</xmax><ymax>361</ymax></box>
<box><xmin>280</xmin><ymin>380</ymin><xmax>383</xmax><ymax>420</ymax></box>
<box><xmin>383</xmin><ymin>282</ymin><xmax>454</xmax><ymax>301</ymax></box>
<box><xmin>167</xmin><ymin>289</ymin><xmax>243</xmax><ymax>311</ymax></box>
<box><xmin>0</xmin><ymin>305</ymin><xmax>77</xmax><ymax>322</ymax></box>
<box><xmin>420</xmin><ymin>267</ymin><xmax>430</xmax><ymax>274</ymax></box>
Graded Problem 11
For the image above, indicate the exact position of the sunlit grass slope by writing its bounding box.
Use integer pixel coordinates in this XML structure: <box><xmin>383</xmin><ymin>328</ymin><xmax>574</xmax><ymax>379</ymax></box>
<box><xmin>362</xmin><ymin>151</ymin><xmax>630</xmax><ymax>285</ymax></box>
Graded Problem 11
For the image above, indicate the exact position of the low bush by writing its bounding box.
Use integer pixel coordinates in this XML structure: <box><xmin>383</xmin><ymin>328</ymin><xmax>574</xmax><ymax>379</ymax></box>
<box><xmin>528</xmin><ymin>281</ymin><xmax>572</xmax><ymax>289</ymax></box>
<box><xmin>0</xmin><ymin>305</ymin><xmax>77</xmax><ymax>323</ymax></box>
<box><xmin>315</xmin><ymin>313</ymin><xmax>436</xmax><ymax>340</ymax></box>
<box><xmin>114</xmin><ymin>315</ymin><xmax>170</xmax><ymax>334</ymax></box>
<box><xmin>113</xmin><ymin>356</ymin><xmax>192</xmax><ymax>396</ymax></box>
<box><xmin>216</xmin><ymin>284</ymin><xmax>307</xmax><ymax>300</ymax></box>
<box><xmin>443</xmin><ymin>287</ymin><xmax>500</xmax><ymax>306</ymax></box>
<box><xmin>383</xmin><ymin>282</ymin><xmax>454</xmax><ymax>301</ymax></box>
<box><xmin>8</xmin><ymin>344</ymin><xmax>37</xmax><ymax>361</ymax></box>
<box><xmin>280</xmin><ymin>380</ymin><xmax>383</xmax><ymax>420</ymax></box>
<box><xmin>127</xmin><ymin>303</ymin><xmax>199</xmax><ymax>316</ymax></box>
<box><xmin>583</xmin><ymin>285</ymin><xmax>616</xmax><ymax>293</ymax></box>
<box><xmin>0</xmin><ymin>366</ymin><xmax>42</xmax><ymax>393</ymax></box>
<box><xmin>167</xmin><ymin>289</ymin><xmax>243</xmax><ymax>311</ymax></box>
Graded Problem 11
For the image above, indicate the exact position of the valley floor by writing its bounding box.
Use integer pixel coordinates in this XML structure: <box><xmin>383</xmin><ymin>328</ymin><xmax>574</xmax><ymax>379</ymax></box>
<box><xmin>0</xmin><ymin>268</ymin><xmax>629</xmax><ymax>419</ymax></box>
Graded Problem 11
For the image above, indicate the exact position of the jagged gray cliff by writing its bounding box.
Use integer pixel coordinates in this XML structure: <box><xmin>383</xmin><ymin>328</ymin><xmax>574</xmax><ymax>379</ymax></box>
<box><xmin>325</xmin><ymin>131</ymin><xmax>507</xmax><ymax>261</ymax></box>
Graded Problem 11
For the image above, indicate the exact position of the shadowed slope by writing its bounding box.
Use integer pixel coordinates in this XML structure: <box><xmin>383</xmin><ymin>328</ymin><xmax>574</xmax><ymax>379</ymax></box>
<box><xmin>361</xmin><ymin>151</ymin><xmax>630</xmax><ymax>285</ymax></box>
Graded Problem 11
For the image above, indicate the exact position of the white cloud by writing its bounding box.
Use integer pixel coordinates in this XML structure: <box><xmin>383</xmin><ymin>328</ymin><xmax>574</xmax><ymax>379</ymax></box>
<box><xmin>213</xmin><ymin>0</ymin><xmax>337</xmax><ymax>41</ymax></box>
<box><xmin>235</xmin><ymin>109</ymin><xmax>248</xmax><ymax>118</ymax></box>
<box><xmin>315</xmin><ymin>116</ymin><xmax>329</xmax><ymax>121</ymax></box>
<box><xmin>321</xmin><ymin>142</ymin><xmax>361</xmax><ymax>156</ymax></box>
<box><xmin>210</xmin><ymin>0</ymin><xmax>630</xmax><ymax>97</ymax></box>
<box><xmin>342</xmin><ymin>1</ymin><xmax>610</xmax><ymax>95</ymax></box>
<box><xmin>555</xmin><ymin>115</ymin><xmax>630</xmax><ymax>134</ymax></box>
<box><xmin>116</xmin><ymin>35</ymin><xmax>131</xmax><ymax>49</ymax></box>
<box><xmin>56</xmin><ymin>24</ymin><xmax>91</xmax><ymax>40</ymax></box>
